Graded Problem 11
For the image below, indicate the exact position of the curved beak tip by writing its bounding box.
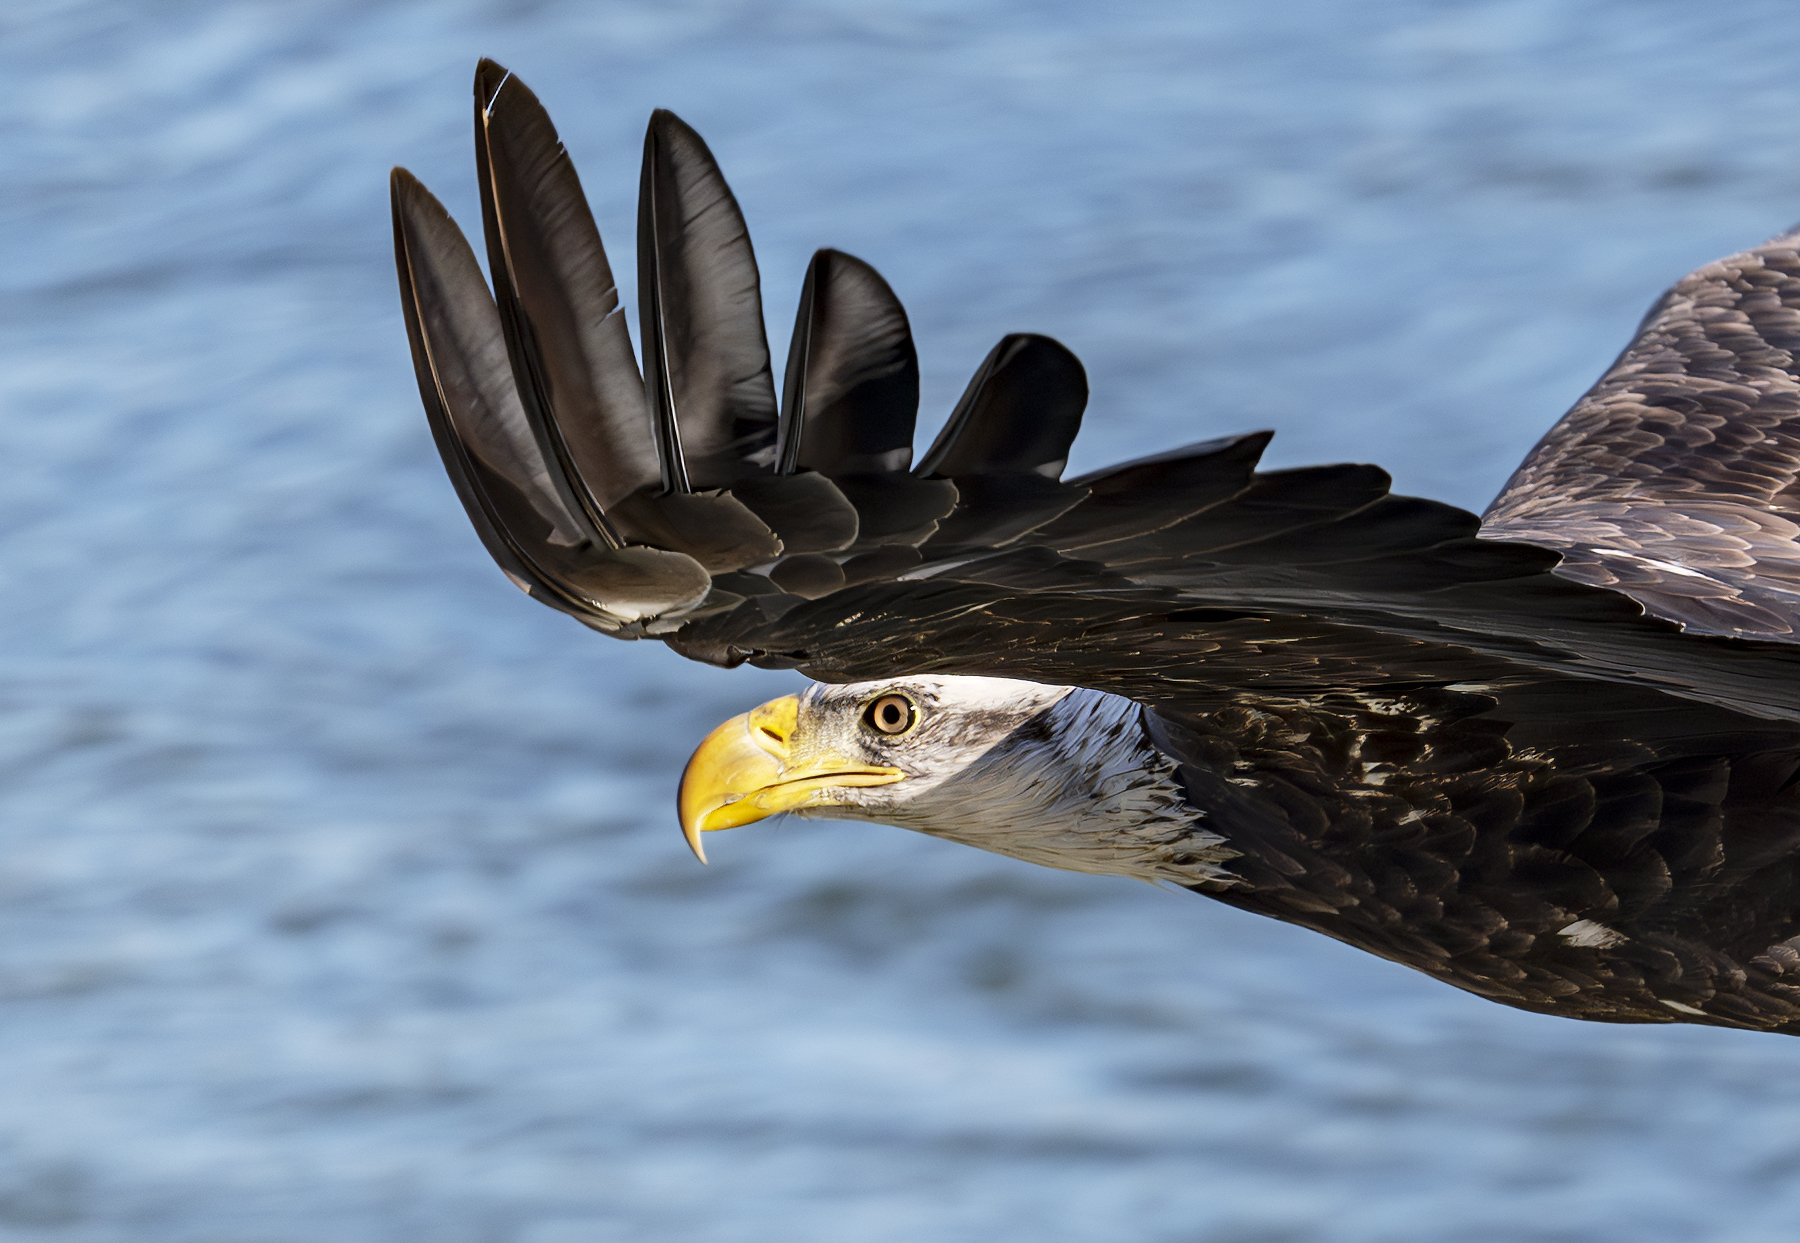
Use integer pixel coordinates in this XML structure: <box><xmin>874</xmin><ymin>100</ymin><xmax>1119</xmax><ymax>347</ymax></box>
<box><xmin>676</xmin><ymin>696</ymin><xmax>799</xmax><ymax>865</ymax></box>
<box><xmin>675</xmin><ymin>693</ymin><xmax>907</xmax><ymax>863</ymax></box>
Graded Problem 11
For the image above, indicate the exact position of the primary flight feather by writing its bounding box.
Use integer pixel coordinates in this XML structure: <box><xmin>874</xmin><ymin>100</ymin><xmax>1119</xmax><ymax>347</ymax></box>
<box><xmin>393</xmin><ymin>60</ymin><xmax>1800</xmax><ymax>1035</ymax></box>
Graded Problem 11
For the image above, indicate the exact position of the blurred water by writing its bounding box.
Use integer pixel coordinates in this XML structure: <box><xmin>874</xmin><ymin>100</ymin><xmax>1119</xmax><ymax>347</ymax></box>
<box><xmin>8</xmin><ymin>1</ymin><xmax>1800</xmax><ymax>1239</ymax></box>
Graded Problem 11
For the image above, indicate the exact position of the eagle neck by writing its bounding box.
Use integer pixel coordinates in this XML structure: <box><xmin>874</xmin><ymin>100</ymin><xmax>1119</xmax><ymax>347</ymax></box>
<box><xmin>887</xmin><ymin>688</ymin><xmax>1241</xmax><ymax>886</ymax></box>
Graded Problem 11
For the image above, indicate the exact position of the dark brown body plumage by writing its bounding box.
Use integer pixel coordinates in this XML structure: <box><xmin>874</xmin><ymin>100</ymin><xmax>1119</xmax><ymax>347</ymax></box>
<box><xmin>1154</xmin><ymin>689</ymin><xmax>1800</xmax><ymax>1032</ymax></box>
<box><xmin>394</xmin><ymin>60</ymin><xmax>1800</xmax><ymax>1033</ymax></box>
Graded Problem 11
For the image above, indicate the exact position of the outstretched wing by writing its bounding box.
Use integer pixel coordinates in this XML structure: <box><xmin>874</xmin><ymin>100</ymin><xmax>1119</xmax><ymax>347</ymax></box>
<box><xmin>1484</xmin><ymin>228</ymin><xmax>1800</xmax><ymax>640</ymax></box>
<box><xmin>394</xmin><ymin>63</ymin><xmax>1800</xmax><ymax>725</ymax></box>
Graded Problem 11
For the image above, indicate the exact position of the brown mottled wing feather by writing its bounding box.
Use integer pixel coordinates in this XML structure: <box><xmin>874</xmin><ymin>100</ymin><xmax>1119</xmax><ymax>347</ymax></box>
<box><xmin>1483</xmin><ymin>227</ymin><xmax>1800</xmax><ymax>640</ymax></box>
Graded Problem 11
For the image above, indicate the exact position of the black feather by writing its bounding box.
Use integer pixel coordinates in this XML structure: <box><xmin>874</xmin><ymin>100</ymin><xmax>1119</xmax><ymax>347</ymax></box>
<box><xmin>915</xmin><ymin>333</ymin><xmax>1088</xmax><ymax>479</ymax></box>
<box><xmin>637</xmin><ymin>109</ymin><xmax>779</xmax><ymax>490</ymax></box>
<box><xmin>472</xmin><ymin>61</ymin><xmax>656</xmax><ymax>531</ymax></box>
<box><xmin>779</xmin><ymin>248</ymin><xmax>921</xmax><ymax>475</ymax></box>
<box><xmin>391</xmin><ymin>168</ymin><xmax>710</xmax><ymax>624</ymax></box>
<box><xmin>725</xmin><ymin>471</ymin><xmax>859</xmax><ymax>556</ymax></box>
<box><xmin>1038</xmin><ymin>432</ymin><xmax>1273</xmax><ymax>551</ymax></box>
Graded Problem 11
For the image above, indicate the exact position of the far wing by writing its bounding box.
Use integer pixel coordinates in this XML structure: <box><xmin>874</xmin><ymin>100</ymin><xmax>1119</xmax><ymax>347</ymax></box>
<box><xmin>1483</xmin><ymin>228</ymin><xmax>1800</xmax><ymax>639</ymax></box>
<box><xmin>396</xmin><ymin>66</ymin><xmax>1800</xmax><ymax>727</ymax></box>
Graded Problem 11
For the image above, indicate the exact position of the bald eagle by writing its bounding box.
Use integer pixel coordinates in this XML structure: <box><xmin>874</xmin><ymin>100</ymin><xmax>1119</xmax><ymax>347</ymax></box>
<box><xmin>393</xmin><ymin>60</ymin><xmax>1800</xmax><ymax>1035</ymax></box>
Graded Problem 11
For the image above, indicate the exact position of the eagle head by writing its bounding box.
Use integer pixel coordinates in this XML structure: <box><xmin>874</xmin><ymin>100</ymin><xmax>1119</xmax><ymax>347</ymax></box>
<box><xmin>678</xmin><ymin>675</ymin><xmax>1237</xmax><ymax>884</ymax></box>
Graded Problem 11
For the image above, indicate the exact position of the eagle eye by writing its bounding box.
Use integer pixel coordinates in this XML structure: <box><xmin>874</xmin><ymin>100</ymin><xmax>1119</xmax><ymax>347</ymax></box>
<box><xmin>863</xmin><ymin>693</ymin><xmax>917</xmax><ymax>736</ymax></box>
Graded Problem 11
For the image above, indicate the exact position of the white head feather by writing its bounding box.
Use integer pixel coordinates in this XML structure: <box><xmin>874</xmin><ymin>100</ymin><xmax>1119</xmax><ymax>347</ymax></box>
<box><xmin>792</xmin><ymin>675</ymin><xmax>1240</xmax><ymax>886</ymax></box>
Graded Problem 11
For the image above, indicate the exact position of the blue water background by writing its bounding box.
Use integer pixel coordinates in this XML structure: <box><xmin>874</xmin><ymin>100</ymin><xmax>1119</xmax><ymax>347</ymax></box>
<box><xmin>8</xmin><ymin>1</ymin><xmax>1800</xmax><ymax>1238</ymax></box>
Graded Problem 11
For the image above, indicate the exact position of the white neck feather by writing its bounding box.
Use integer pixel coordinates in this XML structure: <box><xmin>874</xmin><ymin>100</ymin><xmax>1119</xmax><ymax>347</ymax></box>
<box><xmin>874</xmin><ymin>688</ymin><xmax>1241</xmax><ymax>886</ymax></box>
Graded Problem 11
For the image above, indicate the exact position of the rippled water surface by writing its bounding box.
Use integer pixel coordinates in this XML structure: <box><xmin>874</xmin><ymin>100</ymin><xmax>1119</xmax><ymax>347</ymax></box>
<box><xmin>10</xmin><ymin>1</ymin><xmax>1800</xmax><ymax>1239</ymax></box>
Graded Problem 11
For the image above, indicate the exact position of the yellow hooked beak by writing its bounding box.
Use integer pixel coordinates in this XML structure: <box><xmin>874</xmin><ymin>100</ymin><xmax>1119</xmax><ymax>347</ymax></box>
<box><xmin>676</xmin><ymin>694</ymin><xmax>905</xmax><ymax>862</ymax></box>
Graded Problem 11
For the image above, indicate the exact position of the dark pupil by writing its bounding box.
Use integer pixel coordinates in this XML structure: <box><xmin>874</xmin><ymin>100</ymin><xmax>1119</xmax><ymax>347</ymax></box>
<box><xmin>876</xmin><ymin>700</ymin><xmax>906</xmax><ymax>731</ymax></box>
